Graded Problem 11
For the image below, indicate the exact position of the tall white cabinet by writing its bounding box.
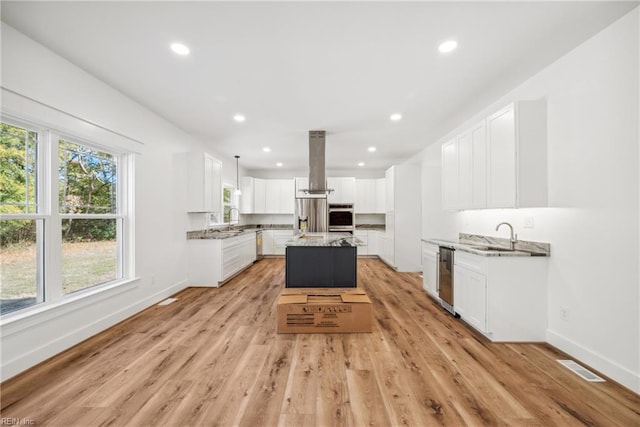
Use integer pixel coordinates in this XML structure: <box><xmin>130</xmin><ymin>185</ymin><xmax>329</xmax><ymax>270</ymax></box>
<box><xmin>382</xmin><ymin>164</ymin><xmax>421</xmax><ymax>272</ymax></box>
<box><xmin>187</xmin><ymin>152</ymin><xmax>222</xmax><ymax>213</ymax></box>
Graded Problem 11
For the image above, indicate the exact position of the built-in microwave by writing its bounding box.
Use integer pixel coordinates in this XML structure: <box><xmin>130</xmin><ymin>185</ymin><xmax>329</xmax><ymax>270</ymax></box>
<box><xmin>328</xmin><ymin>203</ymin><xmax>354</xmax><ymax>232</ymax></box>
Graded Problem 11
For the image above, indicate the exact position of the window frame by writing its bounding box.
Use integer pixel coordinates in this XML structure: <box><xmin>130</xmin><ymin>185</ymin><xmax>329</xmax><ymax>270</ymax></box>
<box><xmin>0</xmin><ymin>113</ymin><xmax>136</xmax><ymax>318</ymax></box>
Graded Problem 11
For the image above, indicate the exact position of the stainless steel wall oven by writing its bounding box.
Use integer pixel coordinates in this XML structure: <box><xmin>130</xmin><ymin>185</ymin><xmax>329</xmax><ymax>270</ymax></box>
<box><xmin>328</xmin><ymin>203</ymin><xmax>354</xmax><ymax>232</ymax></box>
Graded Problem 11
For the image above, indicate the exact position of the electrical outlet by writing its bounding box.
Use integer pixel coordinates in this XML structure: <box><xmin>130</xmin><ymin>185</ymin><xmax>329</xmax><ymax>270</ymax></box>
<box><xmin>524</xmin><ymin>217</ymin><xmax>534</xmax><ymax>229</ymax></box>
<box><xmin>560</xmin><ymin>306</ymin><xmax>570</xmax><ymax>321</ymax></box>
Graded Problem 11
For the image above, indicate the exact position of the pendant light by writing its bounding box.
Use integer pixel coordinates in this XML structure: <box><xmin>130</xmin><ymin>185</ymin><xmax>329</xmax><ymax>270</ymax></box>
<box><xmin>234</xmin><ymin>155</ymin><xmax>242</xmax><ymax>196</ymax></box>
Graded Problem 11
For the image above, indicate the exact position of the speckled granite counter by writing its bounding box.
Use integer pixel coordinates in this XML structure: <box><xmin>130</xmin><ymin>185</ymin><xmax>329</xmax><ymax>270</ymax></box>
<box><xmin>187</xmin><ymin>224</ymin><xmax>293</xmax><ymax>240</ymax></box>
<box><xmin>286</xmin><ymin>232</ymin><xmax>363</xmax><ymax>247</ymax></box>
<box><xmin>422</xmin><ymin>233</ymin><xmax>550</xmax><ymax>257</ymax></box>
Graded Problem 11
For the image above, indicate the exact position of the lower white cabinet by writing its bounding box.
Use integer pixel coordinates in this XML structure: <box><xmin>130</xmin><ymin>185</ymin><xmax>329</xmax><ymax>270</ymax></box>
<box><xmin>421</xmin><ymin>242</ymin><xmax>439</xmax><ymax>299</ymax></box>
<box><xmin>453</xmin><ymin>250</ymin><xmax>548</xmax><ymax>342</ymax></box>
<box><xmin>188</xmin><ymin>232</ymin><xmax>257</xmax><ymax>287</ymax></box>
<box><xmin>378</xmin><ymin>233</ymin><xmax>395</xmax><ymax>267</ymax></box>
<box><xmin>355</xmin><ymin>230</ymin><xmax>368</xmax><ymax>255</ymax></box>
<box><xmin>262</xmin><ymin>229</ymin><xmax>294</xmax><ymax>255</ymax></box>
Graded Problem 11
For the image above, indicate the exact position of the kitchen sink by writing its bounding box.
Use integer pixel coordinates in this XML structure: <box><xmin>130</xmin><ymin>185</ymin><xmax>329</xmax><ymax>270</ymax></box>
<box><xmin>468</xmin><ymin>245</ymin><xmax>545</xmax><ymax>256</ymax></box>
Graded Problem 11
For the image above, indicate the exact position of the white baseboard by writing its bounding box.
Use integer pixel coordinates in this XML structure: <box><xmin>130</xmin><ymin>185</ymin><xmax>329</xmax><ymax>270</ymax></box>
<box><xmin>547</xmin><ymin>329</ymin><xmax>640</xmax><ymax>394</ymax></box>
<box><xmin>1</xmin><ymin>279</ymin><xmax>188</xmax><ymax>382</ymax></box>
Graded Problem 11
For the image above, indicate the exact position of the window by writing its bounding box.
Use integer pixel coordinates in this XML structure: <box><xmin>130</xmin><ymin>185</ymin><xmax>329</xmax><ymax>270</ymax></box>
<box><xmin>222</xmin><ymin>184</ymin><xmax>239</xmax><ymax>225</ymax></box>
<box><xmin>0</xmin><ymin>117</ymin><xmax>133</xmax><ymax>316</ymax></box>
<box><xmin>58</xmin><ymin>140</ymin><xmax>121</xmax><ymax>294</ymax></box>
<box><xmin>1</xmin><ymin>122</ymin><xmax>43</xmax><ymax>313</ymax></box>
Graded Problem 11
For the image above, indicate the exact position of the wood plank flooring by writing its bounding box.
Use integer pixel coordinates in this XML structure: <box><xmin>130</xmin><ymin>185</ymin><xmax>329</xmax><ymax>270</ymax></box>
<box><xmin>1</xmin><ymin>258</ymin><xmax>639</xmax><ymax>426</ymax></box>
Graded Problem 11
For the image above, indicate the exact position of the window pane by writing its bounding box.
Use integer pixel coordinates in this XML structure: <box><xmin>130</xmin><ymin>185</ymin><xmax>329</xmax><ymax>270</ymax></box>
<box><xmin>62</xmin><ymin>218</ymin><xmax>119</xmax><ymax>294</ymax></box>
<box><xmin>0</xmin><ymin>122</ymin><xmax>38</xmax><ymax>214</ymax></box>
<box><xmin>1</xmin><ymin>219</ymin><xmax>43</xmax><ymax>314</ymax></box>
<box><xmin>59</xmin><ymin>140</ymin><xmax>117</xmax><ymax>214</ymax></box>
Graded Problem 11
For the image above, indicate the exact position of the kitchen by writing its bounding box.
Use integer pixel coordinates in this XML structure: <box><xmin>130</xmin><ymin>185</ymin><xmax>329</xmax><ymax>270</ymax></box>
<box><xmin>0</xmin><ymin>1</ymin><xmax>639</xmax><ymax>425</ymax></box>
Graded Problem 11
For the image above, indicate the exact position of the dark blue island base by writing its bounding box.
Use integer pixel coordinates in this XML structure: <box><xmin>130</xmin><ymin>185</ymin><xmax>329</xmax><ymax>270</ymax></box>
<box><xmin>285</xmin><ymin>246</ymin><xmax>357</xmax><ymax>288</ymax></box>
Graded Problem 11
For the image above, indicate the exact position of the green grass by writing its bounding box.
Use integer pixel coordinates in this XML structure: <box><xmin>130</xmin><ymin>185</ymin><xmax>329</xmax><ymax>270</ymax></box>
<box><xmin>1</xmin><ymin>240</ymin><xmax>117</xmax><ymax>299</ymax></box>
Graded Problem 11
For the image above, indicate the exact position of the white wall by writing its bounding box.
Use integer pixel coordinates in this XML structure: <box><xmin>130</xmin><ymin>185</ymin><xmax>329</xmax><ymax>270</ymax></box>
<box><xmin>418</xmin><ymin>9</ymin><xmax>639</xmax><ymax>393</ymax></box>
<box><xmin>0</xmin><ymin>23</ymin><xmax>231</xmax><ymax>380</ymax></box>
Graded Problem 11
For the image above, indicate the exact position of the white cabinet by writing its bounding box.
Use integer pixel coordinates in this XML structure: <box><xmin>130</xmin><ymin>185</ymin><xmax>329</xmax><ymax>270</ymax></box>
<box><xmin>486</xmin><ymin>101</ymin><xmax>547</xmax><ymax>208</ymax></box>
<box><xmin>356</xmin><ymin>178</ymin><xmax>386</xmax><ymax>214</ymax></box>
<box><xmin>262</xmin><ymin>229</ymin><xmax>294</xmax><ymax>255</ymax></box>
<box><xmin>421</xmin><ymin>242</ymin><xmax>439</xmax><ymax>299</ymax></box>
<box><xmin>441</xmin><ymin>100</ymin><xmax>546</xmax><ymax>211</ymax></box>
<box><xmin>187</xmin><ymin>153</ymin><xmax>222</xmax><ymax>213</ymax></box>
<box><xmin>355</xmin><ymin>230</ymin><xmax>368</xmax><ymax>256</ymax></box>
<box><xmin>187</xmin><ymin>232</ymin><xmax>257</xmax><ymax>287</ymax></box>
<box><xmin>375</xmin><ymin>178</ymin><xmax>386</xmax><ymax>214</ymax></box>
<box><xmin>383</xmin><ymin>165</ymin><xmax>421</xmax><ymax>271</ymax></box>
<box><xmin>240</xmin><ymin>178</ymin><xmax>294</xmax><ymax>214</ymax></box>
<box><xmin>368</xmin><ymin>230</ymin><xmax>382</xmax><ymax>256</ymax></box>
<box><xmin>441</xmin><ymin>120</ymin><xmax>486</xmax><ymax>211</ymax></box>
<box><xmin>327</xmin><ymin>177</ymin><xmax>356</xmax><ymax>204</ymax></box>
<box><xmin>453</xmin><ymin>250</ymin><xmax>548</xmax><ymax>342</ymax></box>
<box><xmin>441</xmin><ymin>138</ymin><xmax>459</xmax><ymax>210</ymax></box>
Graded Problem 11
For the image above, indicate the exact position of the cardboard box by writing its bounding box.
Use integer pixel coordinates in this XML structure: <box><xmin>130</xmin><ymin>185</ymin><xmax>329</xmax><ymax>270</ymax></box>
<box><xmin>277</xmin><ymin>288</ymin><xmax>372</xmax><ymax>334</ymax></box>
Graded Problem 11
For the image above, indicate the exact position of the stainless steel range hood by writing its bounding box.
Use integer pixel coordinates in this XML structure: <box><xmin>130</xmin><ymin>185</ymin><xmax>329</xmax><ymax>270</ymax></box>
<box><xmin>300</xmin><ymin>130</ymin><xmax>331</xmax><ymax>196</ymax></box>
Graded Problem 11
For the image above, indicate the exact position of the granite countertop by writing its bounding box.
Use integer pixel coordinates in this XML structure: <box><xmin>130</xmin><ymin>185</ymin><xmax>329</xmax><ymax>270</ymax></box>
<box><xmin>187</xmin><ymin>224</ymin><xmax>293</xmax><ymax>240</ymax></box>
<box><xmin>355</xmin><ymin>224</ymin><xmax>386</xmax><ymax>231</ymax></box>
<box><xmin>286</xmin><ymin>232</ymin><xmax>363</xmax><ymax>247</ymax></box>
<box><xmin>422</xmin><ymin>233</ymin><xmax>550</xmax><ymax>257</ymax></box>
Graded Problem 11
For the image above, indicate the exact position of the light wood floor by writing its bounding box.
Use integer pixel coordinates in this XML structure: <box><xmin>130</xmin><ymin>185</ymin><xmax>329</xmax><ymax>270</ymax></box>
<box><xmin>1</xmin><ymin>258</ymin><xmax>638</xmax><ymax>426</ymax></box>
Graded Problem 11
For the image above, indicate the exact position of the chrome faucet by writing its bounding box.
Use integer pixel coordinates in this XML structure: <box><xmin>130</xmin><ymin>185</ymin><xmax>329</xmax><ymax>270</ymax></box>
<box><xmin>227</xmin><ymin>207</ymin><xmax>241</xmax><ymax>231</ymax></box>
<box><xmin>496</xmin><ymin>222</ymin><xmax>518</xmax><ymax>250</ymax></box>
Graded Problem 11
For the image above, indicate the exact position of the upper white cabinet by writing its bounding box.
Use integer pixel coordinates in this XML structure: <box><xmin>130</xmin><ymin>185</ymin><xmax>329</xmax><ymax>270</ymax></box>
<box><xmin>442</xmin><ymin>100</ymin><xmax>547</xmax><ymax>211</ymax></box>
<box><xmin>187</xmin><ymin>152</ymin><xmax>222</xmax><ymax>213</ymax></box>
<box><xmin>240</xmin><ymin>178</ymin><xmax>293</xmax><ymax>214</ymax></box>
<box><xmin>355</xmin><ymin>178</ymin><xmax>386</xmax><ymax>213</ymax></box>
<box><xmin>294</xmin><ymin>177</ymin><xmax>326</xmax><ymax>198</ymax></box>
<box><xmin>327</xmin><ymin>177</ymin><xmax>356</xmax><ymax>204</ymax></box>
<box><xmin>486</xmin><ymin>101</ymin><xmax>547</xmax><ymax>208</ymax></box>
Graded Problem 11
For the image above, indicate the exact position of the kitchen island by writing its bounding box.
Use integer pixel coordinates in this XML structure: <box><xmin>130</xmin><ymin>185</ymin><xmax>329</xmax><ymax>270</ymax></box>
<box><xmin>285</xmin><ymin>232</ymin><xmax>361</xmax><ymax>288</ymax></box>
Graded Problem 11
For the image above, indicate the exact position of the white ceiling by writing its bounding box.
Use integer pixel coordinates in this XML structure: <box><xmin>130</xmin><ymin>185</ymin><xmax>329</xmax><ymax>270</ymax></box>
<box><xmin>2</xmin><ymin>1</ymin><xmax>638</xmax><ymax>172</ymax></box>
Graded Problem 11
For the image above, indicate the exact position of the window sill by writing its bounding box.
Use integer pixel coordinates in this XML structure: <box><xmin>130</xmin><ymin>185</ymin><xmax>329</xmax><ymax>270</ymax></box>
<box><xmin>0</xmin><ymin>277</ymin><xmax>141</xmax><ymax>332</ymax></box>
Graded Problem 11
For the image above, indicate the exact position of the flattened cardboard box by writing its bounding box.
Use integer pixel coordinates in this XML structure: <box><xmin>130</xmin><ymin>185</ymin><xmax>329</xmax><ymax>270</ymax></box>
<box><xmin>277</xmin><ymin>288</ymin><xmax>372</xmax><ymax>334</ymax></box>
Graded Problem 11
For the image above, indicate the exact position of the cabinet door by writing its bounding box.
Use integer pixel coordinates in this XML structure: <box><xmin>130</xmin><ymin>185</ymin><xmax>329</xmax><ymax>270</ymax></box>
<box><xmin>356</xmin><ymin>179</ymin><xmax>376</xmax><ymax>213</ymax></box>
<box><xmin>273</xmin><ymin>231</ymin><xmax>292</xmax><ymax>255</ymax></box>
<box><xmin>375</xmin><ymin>178</ymin><xmax>386</xmax><ymax>214</ymax></box>
<box><xmin>441</xmin><ymin>138</ymin><xmax>459</xmax><ymax>210</ymax></box>
<box><xmin>279</xmin><ymin>179</ymin><xmax>294</xmax><ymax>213</ymax></box>
<box><xmin>470</xmin><ymin>121</ymin><xmax>487</xmax><ymax>209</ymax></box>
<box><xmin>295</xmin><ymin>177</ymin><xmax>308</xmax><ymax>198</ymax></box>
<box><xmin>457</xmin><ymin>131</ymin><xmax>472</xmax><ymax>208</ymax></box>
<box><xmin>385</xmin><ymin>168</ymin><xmax>394</xmax><ymax>212</ymax></box>
<box><xmin>262</xmin><ymin>230</ymin><xmax>274</xmax><ymax>255</ymax></box>
<box><xmin>240</xmin><ymin>177</ymin><xmax>254</xmax><ymax>214</ymax></box>
<box><xmin>454</xmin><ymin>265</ymin><xmax>487</xmax><ymax>333</ymax></box>
<box><xmin>355</xmin><ymin>231</ymin><xmax>368</xmax><ymax>256</ymax></box>
<box><xmin>486</xmin><ymin>104</ymin><xmax>516</xmax><ymax>208</ymax></box>
<box><xmin>254</xmin><ymin>178</ymin><xmax>266</xmax><ymax>214</ymax></box>
<box><xmin>341</xmin><ymin>178</ymin><xmax>356</xmax><ymax>203</ymax></box>
<box><xmin>265</xmin><ymin>180</ymin><xmax>280</xmax><ymax>213</ymax></box>
<box><xmin>327</xmin><ymin>177</ymin><xmax>340</xmax><ymax>203</ymax></box>
<box><xmin>187</xmin><ymin>153</ymin><xmax>222</xmax><ymax>213</ymax></box>
<box><xmin>422</xmin><ymin>247</ymin><xmax>438</xmax><ymax>296</ymax></box>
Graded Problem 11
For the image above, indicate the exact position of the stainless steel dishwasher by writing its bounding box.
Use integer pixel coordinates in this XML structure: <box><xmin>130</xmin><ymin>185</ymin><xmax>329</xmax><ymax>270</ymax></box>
<box><xmin>438</xmin><ymin>245</ymin><xmax>457</xmax><ymax>316</ymax></box>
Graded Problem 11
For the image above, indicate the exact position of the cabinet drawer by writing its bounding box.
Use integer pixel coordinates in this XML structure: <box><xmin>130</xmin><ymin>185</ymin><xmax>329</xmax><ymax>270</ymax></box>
<box><xmin>454</xmin><ymin>251</ymin><xmax>486</xmax><ymax>274</ymax></box>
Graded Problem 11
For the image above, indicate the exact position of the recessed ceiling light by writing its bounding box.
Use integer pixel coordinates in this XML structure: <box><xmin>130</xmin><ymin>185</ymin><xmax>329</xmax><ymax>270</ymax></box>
<box><xmin>390</xmin><ymin>113</ymin><xmax>402</xmax><ymax>121</ymax></box>
<box><xmin>263</xmin><ymin>147</ymin><xmax>271</xmax><ymax>153</ymax></box>
<box><xmin>368</xmin><ymin>146</ymin><xmax>377</xmax><ymax>152</ymax></box>
<box><xmin>170</xmin><ymin>42</ymin><xmax>190</xmax><ymax>55</ymax></box>
<box><xmin>438</xmin><ymin>40</ymin><xmax>458</xmax><ymax>54</ymax></box>
<box><xmin>233</xmin><ymin>114</ymin><xmax>246</xmax><ymax>122</ymax></box>
<box><xmin>358</xmin><ymin>162</ymin><xmax>365</xmax><ymax>167</ymax></box>
<box><xmin>276</xmin><ymin>162</ymin><xmax>283</xmax><ymax>167</ymax></box>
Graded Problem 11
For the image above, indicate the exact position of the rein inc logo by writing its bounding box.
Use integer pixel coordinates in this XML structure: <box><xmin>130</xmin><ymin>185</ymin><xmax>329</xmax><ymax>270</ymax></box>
<box><xmin>0</xmin><ymin>418</ymin><xmax>34</xmax><ymax>425</ymax></box>
<box><xmin>302</xmin><ymin>305</ymin><xmax>352</xmax><ymax>314</ymax></box>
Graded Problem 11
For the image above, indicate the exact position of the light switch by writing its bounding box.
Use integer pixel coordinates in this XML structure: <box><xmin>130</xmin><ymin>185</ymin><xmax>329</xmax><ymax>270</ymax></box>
<box><xmin>524</xmin><ymin>217</ymin><xmax>534</xmax><ymax>229</ymax></box>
